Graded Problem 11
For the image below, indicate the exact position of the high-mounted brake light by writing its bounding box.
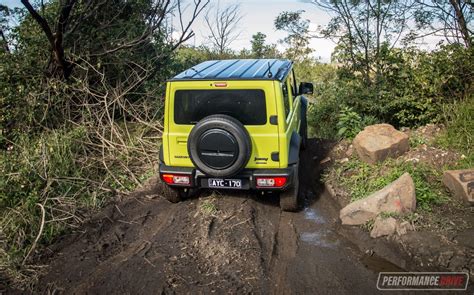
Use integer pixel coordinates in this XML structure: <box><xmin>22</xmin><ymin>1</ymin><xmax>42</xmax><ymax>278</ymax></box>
<box><xmin>214</xmin><ymin>82</ymin><xmax>227</xmax><ymax>87</ymax></box>
<box><xmin>256</xmin><ymin>176</ymin><xmax>287</xmax><ymax>188</ymax></box>
<box><xmin>161</xmin><ymin>173</ymin><xmax>190</xmax><ymax>185</ymax></box>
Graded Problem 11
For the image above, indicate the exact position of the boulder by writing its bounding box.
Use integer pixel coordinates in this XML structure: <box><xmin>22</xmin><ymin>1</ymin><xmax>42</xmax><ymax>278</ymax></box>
<box><xmin>443</xmin><ymin>169</ymin><xmax>474</xmax><ymax>205</ymax></box>
<box><xmin>370</xmin><ymin>216</ymin><xmax>397</xmax><ymax>238</ymax></box>
<box><xmin>353</xmin><ymin>124</ymin><xmax>409</xmax><ymax>164</ymax></box>
<box><xmin>340</xmin><ymin>173</ymin><xmax>416</xmax><ymax>225</ymax></box>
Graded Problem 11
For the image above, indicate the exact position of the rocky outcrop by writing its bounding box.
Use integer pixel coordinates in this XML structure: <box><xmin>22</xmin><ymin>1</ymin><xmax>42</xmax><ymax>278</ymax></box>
<box><xmin>340</xmin><ymin>173</ymin><xmax>416</xmax><ymax>225</ymax></box>
<box><xmin>370</xmin><ymin>216</ymin><xmax>397</xmax><ymax>238</ymax></box>
<box><xmin>443</xmin><ymin>169</ymin><xmax>474</xmax><ymax>205</ymax></box>
<box><xmin>353</xmin><ymin>124</ymin><xmax>409</xmax><ymax>164</ymax></box>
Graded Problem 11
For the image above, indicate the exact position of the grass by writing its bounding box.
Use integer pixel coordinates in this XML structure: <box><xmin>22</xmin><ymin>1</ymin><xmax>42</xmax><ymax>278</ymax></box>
<box><xmin>435</xmin><ymin>97</ymin><xmax>473</xmax><ymax>169</ymax></box>
<box><xmin>361</xmin><ymin>219</ymin><xmax>375</xmax><ymax>231</ymax></box>
<box><xmin>1</xmin><ymin>124</ymin><xmax>158</xmax><ymax>288</ymax></box>
<box><xmin>434</xmin><ymin>97</ymin><xmax>474</xmax><ymax>171</ymax></box>
<box><xmin>332</xmin><ymin>158</ymin><xmax>447</xmax><ymax>211</ymax></box>
<box><xmin>409</xmin><ymin>133</ymin><xmax>427</xmax><ymax>148</ymax></box>
<box><xmin>200</xmin><ymin>198</ymin><xmax>218</xmax><ymax>215</ymax></box>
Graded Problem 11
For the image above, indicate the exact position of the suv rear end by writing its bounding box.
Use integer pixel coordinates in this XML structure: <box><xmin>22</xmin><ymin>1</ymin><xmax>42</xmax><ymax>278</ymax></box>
<box><xmin>159</xmin><ymin>59</ymin><xmax>311</xmax><ymax>211</ymax></box>
<box><xmin>164</xmin><ymin>80</ymin><xmax>280</xmax><ymax>168</ymax></box>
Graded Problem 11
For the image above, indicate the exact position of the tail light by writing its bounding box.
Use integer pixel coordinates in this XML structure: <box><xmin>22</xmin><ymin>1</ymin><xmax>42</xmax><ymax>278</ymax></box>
<box><xmin>256</xmin><ymin>176</ymin><xmax>287</xmax><ymax>188</ymax></box>
<box><xmin>161</xmin><ymin>173</ymin><xmax>191</xmax><ymax>185</ymax></box>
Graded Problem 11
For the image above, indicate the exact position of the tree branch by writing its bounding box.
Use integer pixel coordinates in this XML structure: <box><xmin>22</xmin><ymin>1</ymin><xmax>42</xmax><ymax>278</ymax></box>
<box><xmin>21</xmin><ymin>0</ymin><xmax>54</xmax><ymax>45</ymax></box>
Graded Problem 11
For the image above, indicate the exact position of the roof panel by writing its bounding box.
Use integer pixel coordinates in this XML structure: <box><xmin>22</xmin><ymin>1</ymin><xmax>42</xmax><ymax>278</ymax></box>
<box><xmin>170</xmin><ymin>59</ymin><xmax>292</xmax><ymax>82</ymax></box>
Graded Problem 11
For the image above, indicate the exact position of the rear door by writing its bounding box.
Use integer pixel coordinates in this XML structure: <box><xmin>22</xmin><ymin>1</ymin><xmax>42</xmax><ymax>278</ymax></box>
<box><xmin>164</xmin><ymin>80</ymin><xmax>280</xmax><ymax>169</ymax></box>
<box><xmin>277</xmin><ymin>72</ymin><xmax>301</xmax><ymax>168</ymax></box>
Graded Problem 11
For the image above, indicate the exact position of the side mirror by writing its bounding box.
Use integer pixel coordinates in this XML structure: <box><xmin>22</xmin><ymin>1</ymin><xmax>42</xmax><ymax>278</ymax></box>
<box><xmin>299</xmin><ymin>82</ymin><xmax>314</xmax><ymax>95</ymax></box>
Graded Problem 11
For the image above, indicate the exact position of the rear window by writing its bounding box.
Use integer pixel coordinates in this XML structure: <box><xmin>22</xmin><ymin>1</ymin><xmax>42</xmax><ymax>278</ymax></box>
<box><xmin>174</xmin><ymin>89</ymin><xmax>267</xmax><ymax>125</ymax></box>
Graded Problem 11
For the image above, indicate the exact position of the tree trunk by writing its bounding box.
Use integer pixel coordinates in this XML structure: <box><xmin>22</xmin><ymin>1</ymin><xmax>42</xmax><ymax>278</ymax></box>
<box><xmin>0</xmin><ymin>29</ymin><xmax>9</xmax><ymax>53</ymax></box>
<box><xmin>449</xmin><ymin>0</ymin><xmax>471</xmax><ymax>48</ymax></box>
<box><xmin>21</xmin><ymin>0</ymin><xmax>75</xmax><ymax>79</ymax></box>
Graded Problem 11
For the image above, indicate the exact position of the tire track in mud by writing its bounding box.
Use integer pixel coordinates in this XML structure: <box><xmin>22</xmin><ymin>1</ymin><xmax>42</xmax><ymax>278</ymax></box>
<box><xmin>268</xmin><ymin>212</ymin><xmax>298</xmax><ymax>294</ymax></box>
<box><xmin>37</xmin><ymin>139</ymin><xmax>400</xmax><ymax>294</ymax></box>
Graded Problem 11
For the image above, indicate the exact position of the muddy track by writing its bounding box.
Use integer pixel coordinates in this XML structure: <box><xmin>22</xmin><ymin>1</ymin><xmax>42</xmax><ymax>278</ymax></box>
<box><xmin>37</xmin><ymin>139</ymin><xmax>404</xmax><ymax>294</ymax></box>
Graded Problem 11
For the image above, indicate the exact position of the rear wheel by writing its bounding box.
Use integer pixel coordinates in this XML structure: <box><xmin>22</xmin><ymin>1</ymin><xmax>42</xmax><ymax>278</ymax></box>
<box><xmin>300</xmin><ymin>113</ymin><xmax>308</xmax><ymax>150</ymax></box>
<box><xmin>279</xmin><ymin>164</ymin><xmax>300</xmax><ymax>212</ymax></box>
<box><xmin>162</xmin><ymin>185</ymin><xmax>190</xmax><ymax>203</ymax></box>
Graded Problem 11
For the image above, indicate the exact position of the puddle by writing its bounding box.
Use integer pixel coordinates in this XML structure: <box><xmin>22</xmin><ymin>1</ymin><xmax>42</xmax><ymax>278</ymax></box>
<box><xmin>361</xmin><ymin>253</ymin><xmax>405</xmax><ymax>272</ymax></box>
<box><xmin>303</xmin><ymin>207</ymin><xmax>325</xmax><ymax>224</ymax></box>
<box><xmin>300</xmin><ymin>230</ymin><xmax>340</xmax><ymax>249</ymax></box>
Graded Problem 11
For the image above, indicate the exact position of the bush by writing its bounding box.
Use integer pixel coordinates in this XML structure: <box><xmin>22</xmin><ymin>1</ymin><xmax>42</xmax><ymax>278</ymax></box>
<box><xmin>379</xmin><ymin>44</ymin><xmax>472</xmax><ymax>127</ymax></box>
<box><xmin>307</xmin><ymin>95</ymin><xmax>339</xmax><ymax>139</ymax></box>
<box><xmin>1</xmin><ymin>129</ymin><xmax>100</xmax><ymax>283</ymax></box>
<box><xmin>1</xmin><ymin>120</ymin><xmax>158</xmax><ymax>285</ymax></box>
<box><xmin>336</xmin><ymin>106</ymin><xmax>362</xmax><ymax>139</ymax></box>
<box><xmin>306</xmin><ymin>44</ymin><xmax>473</xmax><ymax>139</ymax></box>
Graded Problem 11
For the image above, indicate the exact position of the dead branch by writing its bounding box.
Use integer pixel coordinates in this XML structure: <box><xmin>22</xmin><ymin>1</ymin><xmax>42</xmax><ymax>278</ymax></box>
<box><xmin>22</xmin><ymin>203</ymin><xmax>46</xmax><ymax>265</ymax></box>
<box><xmin>204</xmin><ymin>2</ymin><xmax>242</xmax><ymax>55</ymax></box>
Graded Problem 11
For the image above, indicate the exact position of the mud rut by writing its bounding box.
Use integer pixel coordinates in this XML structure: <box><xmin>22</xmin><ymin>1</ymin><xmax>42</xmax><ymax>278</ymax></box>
<box><xmin>38</xmin><ymin>139</ymin><xmax>400</xmax><ymax>294</ymax></box>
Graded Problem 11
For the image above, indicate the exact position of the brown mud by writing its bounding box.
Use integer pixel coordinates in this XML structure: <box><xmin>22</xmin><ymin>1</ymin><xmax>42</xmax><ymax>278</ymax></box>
<box><xmin>35</xmin><ymin>139</ymin><xmax>460</xmax><ymax>294</ymax></box>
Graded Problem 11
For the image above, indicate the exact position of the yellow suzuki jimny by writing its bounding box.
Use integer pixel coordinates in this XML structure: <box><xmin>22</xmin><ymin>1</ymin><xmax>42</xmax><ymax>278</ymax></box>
<box><xmin>159</xmin><ymin>59</ymin><xmax>313</xmax><ymax>211</ymax></box>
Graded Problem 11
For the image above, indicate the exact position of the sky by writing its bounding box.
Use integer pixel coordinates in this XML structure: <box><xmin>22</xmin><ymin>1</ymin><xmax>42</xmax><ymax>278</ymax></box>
<box><xmin>180</xmin><ymin>0</ymin><xmax>336</xmax><ymax>61</ymax></box>
<box><xmin>4</xmin><ymin>0</ymin><xmax>443</xmax><ymax>62</ymax></box>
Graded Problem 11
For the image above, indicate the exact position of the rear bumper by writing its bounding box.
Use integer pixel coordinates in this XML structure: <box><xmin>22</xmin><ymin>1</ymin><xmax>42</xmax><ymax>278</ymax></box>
<box><xmin>158</xmin><ymin>162</ymin><xmax>295</xmax><ymax>191</ymax></box>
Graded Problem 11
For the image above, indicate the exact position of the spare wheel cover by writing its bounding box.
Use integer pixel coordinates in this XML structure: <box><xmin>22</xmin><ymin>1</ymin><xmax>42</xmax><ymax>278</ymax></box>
<box><xmin>198</xmin><ymin>129</ymin><xmax>239</xmax><ymax>169</ymax></box>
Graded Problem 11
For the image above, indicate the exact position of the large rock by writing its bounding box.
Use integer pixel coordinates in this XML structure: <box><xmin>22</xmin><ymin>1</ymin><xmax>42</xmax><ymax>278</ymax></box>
<box><xmin>370</xmin><ymin>216</ymin><xmax>397</xmax><ymax>238</ymax></box>
<box><xmin>353</xmin><ymin>124</ymin><xmax>409</xmax><ymax>164</ymax></box>
<box><xmin>340</xmin><ymin>173</ymin><xmax>416</xmax><ymax>225</ymax></box>
<box><xmin>443</xmin><ymin>169</ymin><xmax>474</xmax><ymax>205</ymax></box>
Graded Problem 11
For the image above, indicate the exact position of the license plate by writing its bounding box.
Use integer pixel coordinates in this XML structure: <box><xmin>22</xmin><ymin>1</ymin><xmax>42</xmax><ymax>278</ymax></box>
<box><xmin>207</xmin><ymin>178</ymin><xmax>242</xmax><ymax>189</ymax></box>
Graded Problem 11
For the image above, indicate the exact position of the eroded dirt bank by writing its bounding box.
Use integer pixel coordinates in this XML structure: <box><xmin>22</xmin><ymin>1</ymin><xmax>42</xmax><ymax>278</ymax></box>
<box><xmin>37</xmin><ymin>139</ymin><xmax>411</xmax><ymax>294</ymax></box>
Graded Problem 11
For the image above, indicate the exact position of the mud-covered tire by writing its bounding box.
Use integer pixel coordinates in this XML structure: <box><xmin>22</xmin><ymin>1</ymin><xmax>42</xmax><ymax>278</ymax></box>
<box><xmin>299</xmin><ymin>97</ymin><xmax>308</xmax><ymax>150</ymax></box>
<box><xmin>299</xmin><ymin>113</ymin><xmax>308</xmax><ymax>151</ymax></box>
<box><xmin>162</xmin><ymin>185</ymin><xmax>189</xmax><ymax>203</ymax></box>
<box><xmin>300</xmin><ymin>119</ymin><xmax>307</xmax><ymax>150</ymax></box>
<box><xmin>279</xmin><ymin>164</ymin><xmax>300</xmax><ymax>212</ymax></box>
<box><xmin>188</xmin><ymin>114</ymin><xmax>252</xmax><ymax>177</ymax></box>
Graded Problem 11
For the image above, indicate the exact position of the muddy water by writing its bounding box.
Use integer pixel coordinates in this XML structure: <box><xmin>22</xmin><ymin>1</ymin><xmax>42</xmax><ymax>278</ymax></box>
<box><xmin>270</xmin><ymin>193</ymin><xmax>382</xmax><ymax>293</ymax></box>
<box><xmin>37</xmin><ymin>139</ymin><xmax>404</xmax><ymax>294</ymax></box>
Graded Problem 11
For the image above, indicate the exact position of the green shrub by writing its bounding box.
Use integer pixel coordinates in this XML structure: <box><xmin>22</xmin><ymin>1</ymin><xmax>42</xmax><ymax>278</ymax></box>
<box><xmin>409</xmin><ymin>133</ymin><xmax>427</xmax><ymax>148</ymax></box>
<box><xmin>306</xmin><ymin>44</ymin><xmax>472</xmax><ymax>138</ymax></box>
<box><xmin>336</xmin><ymin>106</ymin><xmax>363</xmax><ymax>139</ymax></box>
<box><xmin>307</xmin><ymin>96</ymin><xmax>340</xmax><ymax>139</ymax></box>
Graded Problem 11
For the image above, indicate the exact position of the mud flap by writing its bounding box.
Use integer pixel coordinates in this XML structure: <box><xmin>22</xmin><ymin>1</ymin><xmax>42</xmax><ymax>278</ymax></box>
<box><xmin>288</xmin><ymin>132</ymin><xmax>301</xmax><ymax>165</ymax></box>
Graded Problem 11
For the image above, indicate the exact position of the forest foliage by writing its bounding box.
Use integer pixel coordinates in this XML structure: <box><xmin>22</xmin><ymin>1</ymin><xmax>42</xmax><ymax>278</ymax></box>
<box><xmin>0</xmin><ymin>0</ymin><xmax>472</xmax><ymax>288</ymax></box>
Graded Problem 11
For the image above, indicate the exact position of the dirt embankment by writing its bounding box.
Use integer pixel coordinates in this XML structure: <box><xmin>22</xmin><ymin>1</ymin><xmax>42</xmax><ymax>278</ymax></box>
<box><xmin>31</xmin><ymin>139</ymin><xmax>467</xmax><ymax>294</ymax></box>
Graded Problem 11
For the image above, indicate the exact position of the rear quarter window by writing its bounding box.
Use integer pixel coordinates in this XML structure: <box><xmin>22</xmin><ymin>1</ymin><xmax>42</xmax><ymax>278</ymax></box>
<box><xmin>174</xmin><ymin>89</ymin><xmax>267</xmax><ymax>125</ymax></box>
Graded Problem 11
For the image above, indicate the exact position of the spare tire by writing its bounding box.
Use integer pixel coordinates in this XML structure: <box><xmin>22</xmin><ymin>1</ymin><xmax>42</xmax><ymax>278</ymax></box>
<box><xmin>188</xmin><ymin>114</ymin><xmax>251</xmax><ymax>177</ymax></box>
